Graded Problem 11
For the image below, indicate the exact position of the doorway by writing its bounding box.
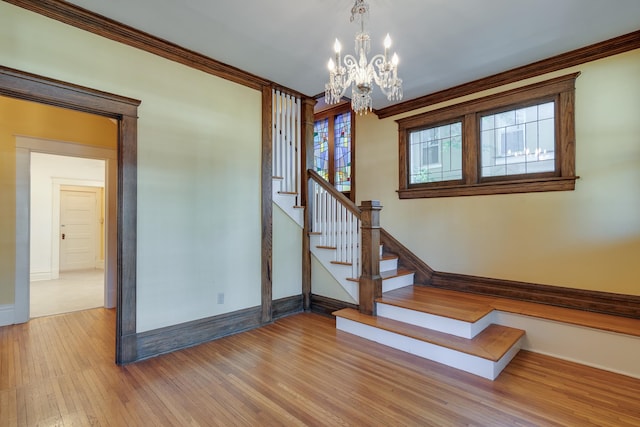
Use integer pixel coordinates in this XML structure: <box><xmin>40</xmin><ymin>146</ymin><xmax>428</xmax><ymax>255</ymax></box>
<box><xmin>28</xmin><ymin>152</ymin><xmax>108</xmax><ymax>318</ymax></box>
<box><xmin>19</xmin><ymin>139</ymin><xmax>116</xmax><ymax>319</ymax></box>
<box><xmin>2</xmin><ymin>65</ymin><xmax>139</xmax><ymax>364</ymax></box>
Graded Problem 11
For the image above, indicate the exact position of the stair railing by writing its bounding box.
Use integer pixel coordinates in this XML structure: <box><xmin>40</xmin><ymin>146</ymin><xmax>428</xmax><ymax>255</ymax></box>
<box><xmin>307</xmin><ymin>169</ymin><xmax>382</xmax><ymax>314</ymax></box>
<box><xmin>272</xmin><ymin>89</ymin><xmax>301</xmax><ymax>203</ymax></box>
<box><xmin>308</xmin><ymin>169</ymin><xmax>362</xmax><ymax>280</ymax></box>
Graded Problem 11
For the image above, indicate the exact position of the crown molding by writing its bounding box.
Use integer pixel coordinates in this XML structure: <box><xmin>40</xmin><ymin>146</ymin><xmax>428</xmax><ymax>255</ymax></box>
<box><xmin>376</xmin><ymin>29</ymin><xmax>640</xmax><ymax>119</ymax></box>
<box><xmin>5</xmin><ymin>0</ymin><xmax>271</xmax><ymax>91</ymax></box>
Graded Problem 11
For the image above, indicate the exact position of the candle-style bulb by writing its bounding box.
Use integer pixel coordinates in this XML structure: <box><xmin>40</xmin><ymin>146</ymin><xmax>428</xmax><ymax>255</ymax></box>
<box><xmin>391</xmin><ymin>53</ymin><xmax>399</xmax><ymax>66</ymax></box>
<box><xmin>334</xmin><ymin>39</ymin><xmax>342</xmax><ymax>53</ymax></box>
<box><xmin>384</xmin><ymin>34</ymin><xmax>392</xmax><ymax>49</ymax></box>
<box><xmin>328</xmin><ymin>58</ymin><xmax>335</xmax><ymax>71</ymax></box>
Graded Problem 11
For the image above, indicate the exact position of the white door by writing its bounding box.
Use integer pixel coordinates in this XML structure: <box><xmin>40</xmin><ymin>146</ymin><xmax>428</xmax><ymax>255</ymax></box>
<box><xmin>60</xmin><ymin>187</ymin><xmax>99</xmax><ymax>271</ymax></box>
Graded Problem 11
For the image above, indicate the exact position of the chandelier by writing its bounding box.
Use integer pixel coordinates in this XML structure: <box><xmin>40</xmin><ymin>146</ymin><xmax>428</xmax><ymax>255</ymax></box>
<box><xmin>325</xmin><ymin>0</ymin><xmax>403</xmax><ymax>115</ymax></box>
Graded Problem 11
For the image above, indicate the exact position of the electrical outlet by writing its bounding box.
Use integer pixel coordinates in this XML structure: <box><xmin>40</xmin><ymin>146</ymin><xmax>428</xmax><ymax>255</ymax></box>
<box><xmin>217</xmin><ymin>293</ymin><xmax>224</xmax><ymax>304</ymax></box>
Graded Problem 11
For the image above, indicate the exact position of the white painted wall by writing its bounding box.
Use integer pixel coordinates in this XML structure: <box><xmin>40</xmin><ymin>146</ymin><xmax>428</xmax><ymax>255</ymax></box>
<box><xmin>0</xmin><ymin>3</ymin><xmax>263</xmax><ymax>332</ymax></box>
<box><xmin>272</xmin><ymin>206</ymin><xmax>302</xmax><ymax>300</ymax></box>
<box><xmin>30</xmin><ymin>152</ymin><xmax>105</xmax><ymax>280</ymax></box>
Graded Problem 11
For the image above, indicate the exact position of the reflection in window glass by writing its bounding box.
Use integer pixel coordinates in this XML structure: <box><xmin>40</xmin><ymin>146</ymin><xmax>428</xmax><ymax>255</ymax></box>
<box><xmin>313</xmin><ymin>118</ymin><xmax>329</xmax><ymax>181</ymax></box>
<box><xmin>334</xmin><ymin>112</ymin><xmax>351</xmax><ymax>192</ymax></box>
<box><xmin>480</xmin><ymin>102</ymin><xmax>555</xmax><ymax>178</ymax></box>
<box><xmin>409</xmin><ymin>122</ymin><xmax>462</xmax><ymax>184</ymax></box>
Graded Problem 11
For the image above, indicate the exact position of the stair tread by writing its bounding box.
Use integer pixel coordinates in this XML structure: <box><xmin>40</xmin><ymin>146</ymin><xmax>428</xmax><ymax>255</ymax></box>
<box><xmin>334</xmin><ymin>308</ymin><xmax>524</xmax><ymax>362</ymax></box>
<box><xmin>347</xmin><ymin>268</ymin><xmax>414</xmax><ymax>283</ymax></box>
<box><xmin>378</xmin><ymin>285</ymin><xmax>494</xmax><ymax>323</ymax></box>
<box><xmin>381</xmin><ymin>268</ymin><xmax>413</xmax><ymax>280</ymax></box>
<box><xmin>384</xmin><ymin>286</ymin><xmax>640</xmax><ymax>338</ymax></box>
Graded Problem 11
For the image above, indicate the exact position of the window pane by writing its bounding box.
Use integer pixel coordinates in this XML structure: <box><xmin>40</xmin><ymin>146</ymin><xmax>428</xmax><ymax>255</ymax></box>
<box><xmin>313</xmin><ymin>118</ymin><xmax>329</xmax><ymax>181</ymax></box>
<box><xmin>409</xmin><ymin>122</ymin><xmax>463</xmax><ymax>184</ymax></box>
<box><xmin>334</xmin><ymin>112</ymin><xmax>351</xmax><ymax>192</ymax></box>
<box><xmin>481</xmin><ymin>101</ymin><xmax>555</xmax><ymax>178</ymax></box>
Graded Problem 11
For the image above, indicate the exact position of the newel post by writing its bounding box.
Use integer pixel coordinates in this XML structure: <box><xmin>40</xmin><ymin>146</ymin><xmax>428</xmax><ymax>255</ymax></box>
<box><xmin>359</xmin><ymin>200</ymin><xmax>383</xmax><ymax>315</ymax></box>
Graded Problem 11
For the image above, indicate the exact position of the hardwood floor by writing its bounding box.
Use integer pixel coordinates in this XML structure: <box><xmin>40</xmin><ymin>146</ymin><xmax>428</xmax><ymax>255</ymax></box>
<box><xmin>2</xmin><ymin>309</ymin><xmax>639</xmax><ymax>426</ymax></box>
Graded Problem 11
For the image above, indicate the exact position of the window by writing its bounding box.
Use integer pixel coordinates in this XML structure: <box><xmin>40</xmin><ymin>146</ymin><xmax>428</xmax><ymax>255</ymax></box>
<box><xmin>314</xmin><ymin>105</ymin><xmax>355</xmax><ymax>200</ymax></box>
<box><xmin>398</xmin><ymin>73</ymin><xmax>578</xmax><ymax>198</ymax></box>
<box><xmin>410</xmin><ymin>121</ymin><xmax>462</xmax><ymax>184</ymax></box>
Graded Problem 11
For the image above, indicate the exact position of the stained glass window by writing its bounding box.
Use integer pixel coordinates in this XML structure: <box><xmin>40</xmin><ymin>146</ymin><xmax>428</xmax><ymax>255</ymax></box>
<box><xmin>313</xmin><ymin>118</ymin><xmax>329</xmax><ymax>181</ymax></box>
<box><xmin>334</xmin><ymin>112</ymin><xmax>351</xmax><ymax>192</ymax></box>
<box><xmin>313</xmin><ymin>108</ymin><xmax>353</xmax><ymax>198</ymax></box>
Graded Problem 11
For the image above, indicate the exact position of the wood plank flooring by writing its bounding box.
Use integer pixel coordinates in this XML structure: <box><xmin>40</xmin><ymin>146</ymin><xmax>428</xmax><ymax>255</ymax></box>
<box><xmin>2</xmin><ymin>308</ymin><xmax>640</xmax><ymax>426</ymax></box>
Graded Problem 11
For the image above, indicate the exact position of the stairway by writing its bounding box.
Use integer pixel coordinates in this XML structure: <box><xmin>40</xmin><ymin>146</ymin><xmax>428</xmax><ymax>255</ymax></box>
<box><xmin>309</xmin><ymin>241</ymin><xmax>414</xmax><ymax>302</ymax></box>
<box><xmin>334</xmin><ymin>265</ymin><xmax>526</xmax><ymax>380</ymax></box>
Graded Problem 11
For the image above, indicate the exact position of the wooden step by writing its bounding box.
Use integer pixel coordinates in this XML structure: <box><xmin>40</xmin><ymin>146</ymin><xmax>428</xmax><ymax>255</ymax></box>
<box><xmin>346</xmin><ymin>268</ymin><xmax>414</xmax><ymax>283</ymax></box>
<box><xmin>378</xmin><ymin>285</ymin><xmax>494</xmax><ymax>323</ymax></box>
<box><xmin>334</xmin><ymin>308</ymin><xmax>524</xmax><ymax>362</ymax></box>
<box><xmin>387</xmin><ymin>286</ymin><xmax>640</xmax><ymax>338</ymax></box>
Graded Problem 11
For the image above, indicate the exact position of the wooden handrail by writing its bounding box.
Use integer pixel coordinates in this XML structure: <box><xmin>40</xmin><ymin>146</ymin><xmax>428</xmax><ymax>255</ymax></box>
<box><xmin>307</xmin><ymin>169</ymin><xmax>361</xmax><ymax>217</ymax></box>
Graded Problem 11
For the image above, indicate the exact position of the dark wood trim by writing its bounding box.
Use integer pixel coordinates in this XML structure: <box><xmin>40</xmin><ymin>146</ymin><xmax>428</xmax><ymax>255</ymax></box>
<box><xmin>117</xmin><ymin>114</ymin><xmax>138</xmax><ymax>364</ymax></box>
<box><xmin>5</xmin><ymin>0</ymin><xmax>269</xmax><ymax>91</ymax></box>
<box><xmin>272</xmin><ymin>295</ymin><xmax>304</xmax><ymax>320</ymax></box>
<box><xmin>359</xmin><ymin>201</ymin><xmax>383</xmax><ymax>315</ymax></box>
<box><xmin>0</xmin><ymin>65</ymin><xmax>140</xmax><ymax>364</ymax></box>
<box><xmin>398</xmin><ymin>176</ymin><xmax>578</xmax><ymax>199</ymax></box>
<box><xmin>0</xmin><ymin>65</ymin><xmax>140</xmax><ymax>117</ymax></box>
<box><xmin>380</xmin><ymin>228</ymin><xmax>434</xmax><ymax>285</ymax></box>
<box><xmin>301</xmin><ymin>99</ymin><xmax>316</xmax><ymax>311</ymax></box>
<box><xmin>136</xmin><ymin>307</ymin><xmax>263</xmax><ymax>360</ymax></box>
<box><xmin>310</xmin><ymin>294</ymin><xmax>359</xmax><ymax>317</ymax></box>
<box><xmin>377</xmin><ymin>30</ymin><xmax>640</xmax><ymax>119</ymax></box>
<box><xmin>430</xmin><ymin>272</ymin><xmax>640</xmax><ymax>319</ymax></box>
<box><xmin>261</xmin><ymin>85</ymin><xmax>273</xmax><ymax>323</ymax></box>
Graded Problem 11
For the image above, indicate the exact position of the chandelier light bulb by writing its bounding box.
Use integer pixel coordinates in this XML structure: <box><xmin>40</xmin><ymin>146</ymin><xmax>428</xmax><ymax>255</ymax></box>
<box><xmin>334</xmin><ymin>39</ymin><xmax>342</xmax><ymax>53</ymax></box>
<box><xmin>384</xmin><ymin>34</ymin><xmax>392</xmax><ymax>49</ymax></box>
<box><xmin>328</xmin><ymin>58</ymin><xmax>335</xmax><ymax>71</ymax></box>
<box><xmin>392</xmin><ymin>53</ymin><xmax>399</xmax><ymax>66</ymax></box>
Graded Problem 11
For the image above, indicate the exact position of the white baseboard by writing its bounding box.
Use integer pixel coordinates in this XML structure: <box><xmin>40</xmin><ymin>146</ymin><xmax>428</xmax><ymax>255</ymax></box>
<box><xmin>30</xmin><ymin>272</ymin><xmax>53</xmax><ymax>282</ymax></box>
<box><xmin>0</xmin><ymin>304</ymin><xmax>15</xmax><ymax>326</ymax></box>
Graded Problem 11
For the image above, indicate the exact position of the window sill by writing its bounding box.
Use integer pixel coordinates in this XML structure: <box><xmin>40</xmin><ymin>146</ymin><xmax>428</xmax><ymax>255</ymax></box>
<box><xmin>398</xmin><ymin>176</ymin><xmax>578</xmax><ymax>199</ymax></box>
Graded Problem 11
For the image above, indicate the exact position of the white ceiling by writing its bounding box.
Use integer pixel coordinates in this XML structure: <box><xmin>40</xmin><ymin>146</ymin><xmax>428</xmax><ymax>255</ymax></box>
<box><xmin>66</xmin><ymin>0</ymin><xmax>640</xmax><ymax>109</ymax></box>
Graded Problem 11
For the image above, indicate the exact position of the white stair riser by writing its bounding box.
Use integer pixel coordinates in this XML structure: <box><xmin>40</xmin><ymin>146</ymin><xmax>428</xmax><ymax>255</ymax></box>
<box><xmin>336</xmin><ymin>317</ymin><xmax>522</xmax><ymax>380</ymax></box>
<box><xmin>379</xmin><ymin>257</ymin><xmax>398</xmax><ymax>272</ymax></box>
<box><xmin>376</xmin><ymin>303</ymin><xmax>494</xmax><ymax>339</ymax></box>
<box><xmin>382</xmin><ymin>273</ymin><xmax>414</xmax><ymax>293</ymax></box>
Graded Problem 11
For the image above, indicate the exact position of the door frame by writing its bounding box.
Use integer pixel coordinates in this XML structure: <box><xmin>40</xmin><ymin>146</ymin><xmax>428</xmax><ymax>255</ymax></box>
<box><xmin>1</xmin><ymin>65</ymin><xmax>141</xmax><ymax>364</ymax></box>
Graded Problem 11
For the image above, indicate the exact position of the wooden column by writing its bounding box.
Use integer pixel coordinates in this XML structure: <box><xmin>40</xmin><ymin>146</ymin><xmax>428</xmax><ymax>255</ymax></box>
<box><xmin>301</xmin><ymin>97</ymin><xmax>316</xmax><ymax>311</ymax></box>
<box><xmin>359</xmin><ymin>200</ymin><xmax>382</xmax><ymax>315</ymax></box>
<box><xmin>261</xmin><ymin>85</ymin><xmax>273</xmax><ymax>324</ymax></box>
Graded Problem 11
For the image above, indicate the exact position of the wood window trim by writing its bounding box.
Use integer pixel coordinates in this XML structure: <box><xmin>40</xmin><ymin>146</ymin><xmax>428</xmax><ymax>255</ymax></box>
<box><xmin>313</xmin><ymin>103</ymin><xmax>356</xmax><ymax>202</ymax></box>
<box><xmin>397</xmin><ymin>73</ymin><xmax>579</xmax><ymax>199</ymax></box>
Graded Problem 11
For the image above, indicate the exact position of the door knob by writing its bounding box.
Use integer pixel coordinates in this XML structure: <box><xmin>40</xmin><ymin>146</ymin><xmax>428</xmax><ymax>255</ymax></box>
<box><xmin>62</xmin><ymin>233</ymin><xmax>65</xmax><ymax>240</ymax></box>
